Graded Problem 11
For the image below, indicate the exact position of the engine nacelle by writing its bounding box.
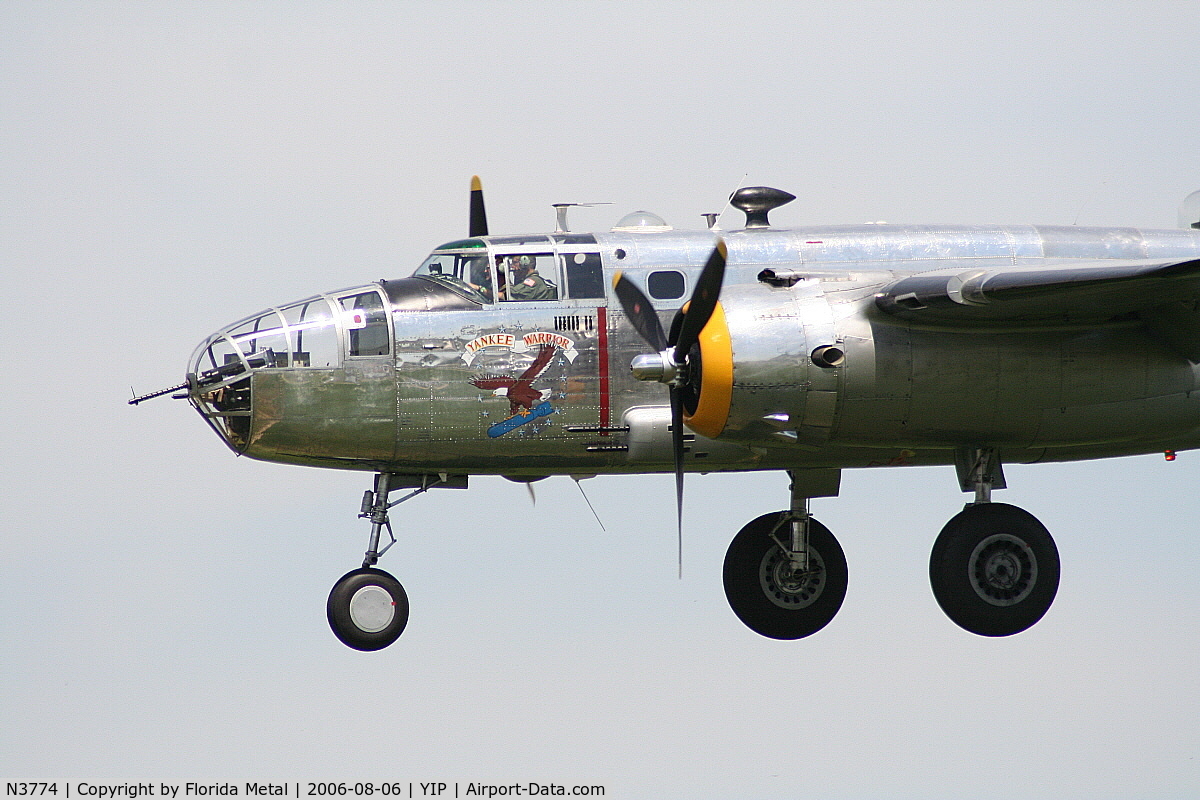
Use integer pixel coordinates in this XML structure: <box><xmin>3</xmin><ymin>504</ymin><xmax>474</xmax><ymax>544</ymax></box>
<box><xmin>685</xmin><ymin>279</ymin><xmax>842</xmax><ymax>446</ymax></box>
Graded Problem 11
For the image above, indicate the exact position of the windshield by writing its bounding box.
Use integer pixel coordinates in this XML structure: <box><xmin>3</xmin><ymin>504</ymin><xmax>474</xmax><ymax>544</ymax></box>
<box><xmin>412</xmin><ymin>239</ymin><xmax>492</xmax><ymax>303</ymax></box>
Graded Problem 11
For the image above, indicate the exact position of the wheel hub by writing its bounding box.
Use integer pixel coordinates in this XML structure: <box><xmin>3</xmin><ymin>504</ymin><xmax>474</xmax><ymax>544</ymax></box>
<box><xmin>969</xmin><ymin>533</ymin><xmax>1037</xmax><ymax>606</ymax></box>
<box><xmin>348</xmin><ymin>585</ymin><xmax>396</xmax><ymax>632</ymax></box>
<box><xmin>759</xmin><ymin>545</ymin><xmax>826</xmax><ymax>610</ymax></box>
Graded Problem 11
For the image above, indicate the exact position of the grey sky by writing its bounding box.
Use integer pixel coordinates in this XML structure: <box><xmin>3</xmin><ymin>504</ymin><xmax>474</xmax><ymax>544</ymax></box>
<box><xmin>3</xmin><ymin>3</ymin><xmax>1199</xmax><ymax>798</ymax></box>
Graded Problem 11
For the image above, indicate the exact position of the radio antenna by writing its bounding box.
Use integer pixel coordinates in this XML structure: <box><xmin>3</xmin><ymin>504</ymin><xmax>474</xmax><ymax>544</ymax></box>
<box><xmin>573</xmin><ymin>477</ymin><xmax>606</xmax><ymax>531</ymax></box>
<box><xmin>553</xmin><ymin>202</ymin><xmax>612</xmax><ymax>233</ymax></box>
<box><xmin>1072</xmin><ymin>179</ymin><xmax>1109</xmax><ymax>226</ymax></box>
<box><xmin>707</xmin><ymin>173</ymin><xmax>749</xmax><ymax>231</ymax></box>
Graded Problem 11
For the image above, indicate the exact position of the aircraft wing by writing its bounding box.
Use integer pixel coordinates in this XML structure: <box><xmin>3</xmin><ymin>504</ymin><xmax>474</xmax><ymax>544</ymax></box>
<box><xmin>874</xmin><ymin>257</ymin><xmax>1200</xmax><ymax>327</ymax></box>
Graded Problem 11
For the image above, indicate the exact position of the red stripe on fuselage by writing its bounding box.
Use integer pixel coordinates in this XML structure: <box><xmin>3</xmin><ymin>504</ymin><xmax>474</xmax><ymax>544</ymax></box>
<box><xmin>597</xmin><ymin>306</ymin><xmax>610</xmax><ymax>432</ymax></box>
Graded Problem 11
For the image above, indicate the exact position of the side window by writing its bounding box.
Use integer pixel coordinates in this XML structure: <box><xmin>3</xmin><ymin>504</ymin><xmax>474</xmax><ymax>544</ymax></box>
<box><xmin>563</xmin><ymin>252</ymin><xmax>605</xmax><ymax>299</ymax></box>
<box><xmin>497</xmin><ymin>253</ymin><xmax>559</xmax><ymax>302</ymax></box>
<box><xmin>339</xmin><ymin>291</ymin><xmax>390</xmax><ymax>357</ymax></box>
<box><xmin>648</xmin><ymin>270</ymin><xmax>686</xmax><ymax>300</ymax></box>
<box><xmin>281</xmin><ymin>298</ymin><xmax>339</xmax><ymax>367</ymax></box>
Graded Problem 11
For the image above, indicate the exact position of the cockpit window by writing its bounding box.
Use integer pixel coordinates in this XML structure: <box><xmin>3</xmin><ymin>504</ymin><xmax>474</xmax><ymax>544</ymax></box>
<box><xmin>338</xmin><ymin>290</ymin><xmax>390</xmax><ymax>357</ymax></box>
<box><xmin>434</xmin><ymin>238</ymin><xmax>486</xmax><ymax>251</ymax></box>
<box><xmin>562</xmin><ymin>251</ymin><xmax>605</xmax><ymax>298</ymax></box>
<box><xmin>413</xmin><ymin>243</ymin><xmax>492</xmax><ymax>303</ymax></box>
<box><xmin>497</xmin><ymin>253</ymin><xmax>559</xmax><ymax>301</ymax></box>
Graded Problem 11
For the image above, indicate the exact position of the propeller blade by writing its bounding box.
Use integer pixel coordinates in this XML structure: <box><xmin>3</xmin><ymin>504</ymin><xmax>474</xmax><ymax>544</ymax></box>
<box><xmin>667</xmin><ymin>305</ymin><xmax>685</xmax><ymax>347</ymax></box>
<box><xmin>673</xmin><ymin>239</ymin><xmax>726</xmax><ymax>361</ymax></box>
<box><xmin>618</xmin><ymin>241</ymin><xmax>727</xmax><ymax>579</ymax></box>
<box><xmin>671</xmin><ymin>385</ymin><xmax>684</xmax><ymax>578</ymax></box>
<box><xmin>612</xmin><ymin>271</ymin><xmax>669</xmax><ymax>352</ymax></box>
<box><xmin>469</xmin><ymin>175</ymin><xmax>489</xmax><ymax>237</ymax></box>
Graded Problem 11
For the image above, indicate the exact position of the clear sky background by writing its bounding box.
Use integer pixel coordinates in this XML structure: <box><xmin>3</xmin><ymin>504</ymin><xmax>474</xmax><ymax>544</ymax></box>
<box><xmin>4</xmin><ymin>3</ymin><xmax>1200</xmax><ymax>798</ymax></box>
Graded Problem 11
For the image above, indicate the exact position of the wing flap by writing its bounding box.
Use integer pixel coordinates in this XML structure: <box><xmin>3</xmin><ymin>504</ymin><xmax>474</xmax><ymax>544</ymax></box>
<box><xmin>875</xmin><ymin>257</ymin><xmax>1200</xmax><ymax>325</ymax></box>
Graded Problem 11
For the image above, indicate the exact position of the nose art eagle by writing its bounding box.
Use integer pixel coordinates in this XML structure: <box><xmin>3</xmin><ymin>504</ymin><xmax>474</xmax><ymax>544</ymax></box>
<box><xmin>470</xmin><ymin>343</ymin><xmax>556</xmax><ymax>417</ymax></box>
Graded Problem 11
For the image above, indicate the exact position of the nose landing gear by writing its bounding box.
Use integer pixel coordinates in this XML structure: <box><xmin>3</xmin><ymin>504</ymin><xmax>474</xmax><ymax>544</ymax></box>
<box><xmin>326</xmin><ymin>473</ymin><xmax>467</xmax><ymax>651</ymax></box>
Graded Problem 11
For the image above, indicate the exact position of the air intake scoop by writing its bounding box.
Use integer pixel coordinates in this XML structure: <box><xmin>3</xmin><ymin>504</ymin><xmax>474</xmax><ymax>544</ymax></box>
<box><xmin>730</xmin><ymin>186</ymin><xmax>796</xmax><ymax>228</ymax></box>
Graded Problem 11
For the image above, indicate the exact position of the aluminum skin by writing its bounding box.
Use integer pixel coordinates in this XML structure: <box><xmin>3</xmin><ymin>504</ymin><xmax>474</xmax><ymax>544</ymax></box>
<box><xmin>189</xmin><ymin>223</ymin><xmax>1200</xmax><ymax>477</ymax></box>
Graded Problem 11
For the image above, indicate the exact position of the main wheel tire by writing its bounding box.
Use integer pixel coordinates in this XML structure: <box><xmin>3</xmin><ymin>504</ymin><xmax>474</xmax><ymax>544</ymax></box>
<box><xmin>929</xmin><ymin>503</ymin><xmax>1059</xmax><ymax>637</ymax></box>
<box><xmin>327</xmin><ymin>568</ymin><xmax>410</xmax><ymax>651</ymax></box>
<box><xmin>723</xmin><ymin>512</ymin><xmax>847</xmax><ymax>640</ymax></box>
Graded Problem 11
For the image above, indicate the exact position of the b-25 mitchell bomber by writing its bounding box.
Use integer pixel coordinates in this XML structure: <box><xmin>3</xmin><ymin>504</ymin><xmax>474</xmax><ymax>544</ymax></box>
<box><xmin>133</xmin><ymin>179</ymin><xmax>1200</xmax><ymax>650</ymax></box>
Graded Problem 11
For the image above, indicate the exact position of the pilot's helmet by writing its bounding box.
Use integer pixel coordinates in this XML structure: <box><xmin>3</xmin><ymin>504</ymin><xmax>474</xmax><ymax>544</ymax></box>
<box><xmin>516</xmin><ymin>255</ymin><xmax>535</xmax><ymax>271</ymax></box>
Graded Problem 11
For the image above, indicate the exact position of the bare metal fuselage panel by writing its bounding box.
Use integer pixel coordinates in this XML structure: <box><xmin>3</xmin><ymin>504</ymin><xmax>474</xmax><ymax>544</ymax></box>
<box><xmin>188</xmin><ymin>223</ymin><xmax>1200</xmax><ymax>477</ymax></box>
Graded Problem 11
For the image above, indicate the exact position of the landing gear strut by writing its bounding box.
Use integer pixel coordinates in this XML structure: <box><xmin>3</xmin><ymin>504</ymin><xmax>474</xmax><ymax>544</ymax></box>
<box><xmin>326</xmin><ymin>473</ymin><xmax>465</xmax><ymax>651</ymax></box>
<box><xmin>929</xmin><ymin>448</ymin><xmax>1060</xmax><ymax>636</ymax></box>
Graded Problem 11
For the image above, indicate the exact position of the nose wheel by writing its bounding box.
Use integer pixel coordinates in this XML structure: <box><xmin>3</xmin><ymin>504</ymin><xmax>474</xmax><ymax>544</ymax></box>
<box><xmin>327</xmin><ymin>568</ymin><xmax>410</xmax><ymax>651</ymax></box>
<box><xmin>326</xmin><ymin>472</ymin><xmax>466</xmax><ymax>650</ymax></box>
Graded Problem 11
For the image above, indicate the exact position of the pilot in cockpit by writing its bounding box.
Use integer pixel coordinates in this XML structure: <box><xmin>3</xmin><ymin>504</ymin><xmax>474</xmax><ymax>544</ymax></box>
<box><xmin>504</xmin><ymin>255</ymin><xmax>557</xmax><ymax>301</ymax></box>
<box><xmin>465</xmin><ymin>256</ymin><xmax>493</xmax><ymax>302</ymax></box>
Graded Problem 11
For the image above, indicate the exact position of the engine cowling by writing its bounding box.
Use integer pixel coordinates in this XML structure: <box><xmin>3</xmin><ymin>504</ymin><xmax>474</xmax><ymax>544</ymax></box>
<box><xmin>684</xmin><ymin>279</ymin><xmax>841</xmax><ymax>446</ymax></box>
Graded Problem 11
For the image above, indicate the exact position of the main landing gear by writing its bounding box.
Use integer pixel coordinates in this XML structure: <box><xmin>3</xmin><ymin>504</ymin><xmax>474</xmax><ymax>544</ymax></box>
<box><xmin>929</xmin><ymin>503</ymin><xmax>1058</xmax><ymax>636</ymax></box>
<box><xmin>326</xmin><ymin>473</ymin><xmax>465</xmax><ymax>651</ymax></box>
<box><xmin>929</xmin><ymin>447</ymin><xmax>1059</xmax><ymax>636</ymax></box>
<box><xmin>723</xmin><ymin>470</ymin><xmax>848</xmax><ymax>639</ymax></box>
<box><xmin>722</xmin><ymin>450</ymin><xmax>1060</xmax><ymax>639</ymax></box>
<box><xmin>723</xmin><ymin>512</ymin><xmax>847</xmax><ymax>639</ymax></box>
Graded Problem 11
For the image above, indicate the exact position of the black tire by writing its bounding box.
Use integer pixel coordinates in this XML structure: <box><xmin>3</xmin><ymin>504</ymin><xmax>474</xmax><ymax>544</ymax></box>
<box><xmin>723</xmin><ymin>512</ymin><xmax>847</xmax><ymax>640</ymax></box>
<box><xmin>327</xmin><ymin>568</ymin><xmax>410</xmax><ymax>651</ymax></box>
<box><xmin>929</xmin><ymin>503</ymin><xmax>1059</xmax><ymax>637</ymax></box>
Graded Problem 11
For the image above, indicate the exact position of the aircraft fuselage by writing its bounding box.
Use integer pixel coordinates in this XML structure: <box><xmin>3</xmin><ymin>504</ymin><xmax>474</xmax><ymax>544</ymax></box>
<box><xmin>189</xmin><ymin>222</ymin><xmax>1200</xmax><ymax>478</ymax></box>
